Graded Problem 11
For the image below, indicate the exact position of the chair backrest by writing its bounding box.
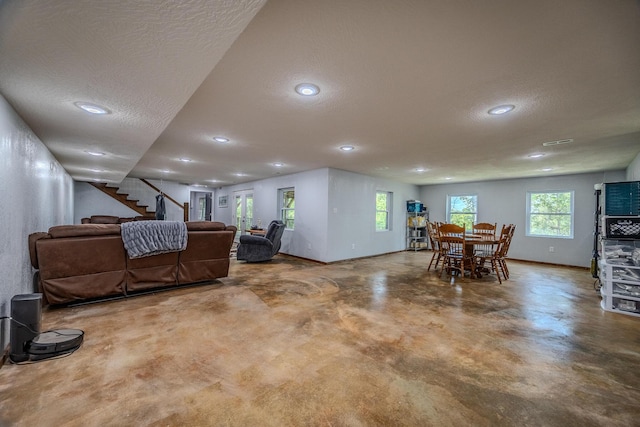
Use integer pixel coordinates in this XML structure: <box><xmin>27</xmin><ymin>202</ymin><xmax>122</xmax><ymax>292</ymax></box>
<box><xmin>501</xmin><ymin>224</ymin><xmax>516</xmax><ymax>257</ymax></box>
<box><xmin>426</xmin><ymin>221</ymin><xmax>440</xmax><ymax>250</ymax></box>
<box><xmin>438</xmin><ymin>223</ymin><xmax>466</xmax><ymax>255</ymax></box>
<box><xmin>438</xmin><ymin>223</ymin><xmax>465</xmax><ymax>236</ymax></box>
<box><xmin>265</xmin><ymin>220</ymin><xmax>286</xmax><ymax>254</ymax></box>
<box><xmin>499</xmin><ymin>224</ymin><xmax>513</xmax><ymax>239</ymax></box>
<box><xmin>473</xmin><ymin>222</ymin><xmax>497</xmax><ymax>238</ymax></box>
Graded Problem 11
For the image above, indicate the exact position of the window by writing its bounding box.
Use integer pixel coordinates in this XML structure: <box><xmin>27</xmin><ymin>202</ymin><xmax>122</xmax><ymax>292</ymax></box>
<box><xmin>447</xmin><ymin>194</ymin><xmax>477</xmax><ymax>229</ymax></box>
<box><xmin>376</xmin><ymin>191</ymin><xmax>392</xmax><ymax>231</ymax></box>
<box><xmin>527</xmin><ymin>191</ymin><xmax>574</xmax><ymax>238</ymax></box>
<box><xmin>279</xmin><ymin>187</ymin><xmax>295</xmax><ymax>230</ymax></box>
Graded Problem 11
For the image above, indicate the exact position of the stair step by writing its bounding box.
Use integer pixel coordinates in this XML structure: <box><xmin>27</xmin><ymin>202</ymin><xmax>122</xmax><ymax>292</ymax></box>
<box><xmin>88</xmin><ymin>182</ymin><xmax>154</xmax><ymax>216</ymax></box>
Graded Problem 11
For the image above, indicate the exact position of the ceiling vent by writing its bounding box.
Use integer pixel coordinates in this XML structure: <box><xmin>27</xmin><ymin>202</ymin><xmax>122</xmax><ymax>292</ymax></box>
<box><xmin>543</xmin><ymin>139</ymin><xmax>573</xmax><ymax>147</ymax></box>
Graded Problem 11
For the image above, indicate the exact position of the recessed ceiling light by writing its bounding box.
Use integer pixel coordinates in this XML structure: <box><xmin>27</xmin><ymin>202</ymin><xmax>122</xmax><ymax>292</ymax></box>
<box><xmin>415</xmin><ymin>168</ymin><xmax>426</xmax><ymax>173</ymax></box>
<box><xmin>89</xmin><ymin>168</ymin><xmax>103</xmax><ymax>172</ymax></box>
<box><xmin>339</xmin><ymin>145</ymin><xmax>355</xmax><ymax>151</ymax></box>
<box><xmin>74</xmin><ymin>102</ymin><xmax>111</xmax><ymax>115</ymax></box>
<box><xmin>488</xmin><ymin>104</ymin><xmax>515</xmax><ymax>115</ymax></box>
<box><xmin>234</xmin><ymin>173</ymin><xmax>246</xmax><ymax>177</ymax></box>
<box><xmin>85</xmin><ymin>150</ymin><xmax>105</xmax><ymax>156</ymax></box>
<box><xmin>528</xmin><ymin>153</ymin><xmax>545</xmax><ymax>158</ymax></box>
<box><xmin>444</xmin><ymin>177</ymin><xmax>453</xmax><ymax>180</ymax></box>
<box><xmin>179</xmin><ymin>158</ymin><xmax>192</xmax><ymax>162</ymax></box>
<box><xmin>542</xmin><ymin>138</ymin><xmax>573</xmax><ymax>147</ymax></box>
<box><xmin>295</xmin><ymin>83</ymin><xmax>320</xmax><ymax>96</ymax></box>
<box><xmin>273</xmin><ymin>162</ymin><xmax>284</xmax><ymax>167</ymax></box>
<box><xmin>541</xmin><ymin>168</ymin><xmax>553</xmax><ymax>172</ymax></box>
<box><xmin>213</xmin><ymin>136</ymin><xmax>229</xmax><ymax>143</ymax></box>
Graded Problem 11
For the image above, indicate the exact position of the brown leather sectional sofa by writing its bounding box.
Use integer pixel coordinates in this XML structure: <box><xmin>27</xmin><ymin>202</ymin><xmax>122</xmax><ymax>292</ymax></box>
<box><xmin>29</xmin><ymin>221</ymin><xmax>237</xmax><ymax>305</ymax></box>
<box><xmin>81</xmin><ymin>215</ymin><xmax>153</xmax><ymax>224</ymax></box>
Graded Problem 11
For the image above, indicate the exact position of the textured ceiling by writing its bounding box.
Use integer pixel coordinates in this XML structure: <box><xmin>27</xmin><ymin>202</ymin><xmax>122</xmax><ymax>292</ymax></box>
<box><xmin>1</xmin><ymin>0</ymin><xmax>639</xmax><ymax>186</ymax></box>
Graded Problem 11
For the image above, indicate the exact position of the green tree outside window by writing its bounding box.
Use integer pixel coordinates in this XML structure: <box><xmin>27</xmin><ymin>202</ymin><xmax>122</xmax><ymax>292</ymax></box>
<box><xmin>376</xmin><ymin>191</ymin><xmax>391</xmax><ymax>231</ymax></box>
<box><xmin>448</xmin><ymin>195</ymin><xmax>477</xmax><ymax>229</ymax></box>
<box><xmin>527</xmin><ymin>191</ymin><xmax>573</xmax><ymax>237</ymax></box>
<box><xmin>280</xmin><ymin>188</ymin><xmax>295</xmax><ymax>229</ymax></box>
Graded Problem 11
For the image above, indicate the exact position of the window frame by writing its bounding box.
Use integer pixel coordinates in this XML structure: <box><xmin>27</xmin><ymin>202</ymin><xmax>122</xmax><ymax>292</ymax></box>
<box><xmin>446</xmin><ymin>194</ymin><xmax>478</xmax><ymax>230</ymax></box>
<box><xmin>279</xmin><ymin>187</ymin><xmax>295</xmax><ymax>230</ymax></box>
<box><xmin>375</xmin><ymin>191</ymin><xmax>392</xmax><ymax>232</ymax></box>
<box><xmin>526</xmin><ymin>190</ymin><xmax>574</xmax><ymax>239</ymax></box>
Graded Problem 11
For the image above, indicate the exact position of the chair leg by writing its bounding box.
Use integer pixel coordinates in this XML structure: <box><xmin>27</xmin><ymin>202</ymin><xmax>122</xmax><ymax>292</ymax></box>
<box><xmin>435</xmin><ymin>253</ymin><xmax>444</xmax><ymax>271</ymax></box>
<box><xmin>428</xmin><ymin>251</ymin><xmax>438</xmax><ymax>271</ymax></box>
<box><xmin>491</xmin><ymin>258</ymin><xmax>502</xmax><ymax>284</ymax></box>
<box><xmin>501</xmin><ymin>259</ymin><xmax>510</xmax><ymax>279</ymax></box>
<box><xmin>441</xmin><ymin>256</ymin><xmax>458</xmax><ymax>285</ymax></box>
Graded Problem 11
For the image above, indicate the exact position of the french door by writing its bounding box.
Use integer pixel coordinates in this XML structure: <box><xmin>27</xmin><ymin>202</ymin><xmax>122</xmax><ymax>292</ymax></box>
<box><xmin>233</xmin><ymin>189</ymin><xmax>254</xmax><ymax>235</ymax></box>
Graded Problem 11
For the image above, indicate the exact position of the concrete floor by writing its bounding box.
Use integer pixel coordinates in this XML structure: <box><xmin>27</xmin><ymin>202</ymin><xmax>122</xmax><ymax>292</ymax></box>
<box><xmin>1</xmin><ymin>252</ymin><xmax>639</xmax><ymax>426</ymax></box>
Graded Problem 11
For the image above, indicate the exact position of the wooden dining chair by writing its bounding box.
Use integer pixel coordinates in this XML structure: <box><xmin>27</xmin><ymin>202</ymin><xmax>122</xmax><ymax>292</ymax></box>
<box><xmin>498</xmin><ymin>224</ymin><xmax>516</xmax><ymax>279</ymax></box>
<box><xmin>474</xmin><ymin>235</ymin><xmax>508</xmax><ymax>284</ymax></box>
<box><xmin>438</xmin><ymin>223</ymin><xmax>474</xmax><ymax>282</ymax></box>
<box><xmin>426</xmin><ymin>221</ymin><xmax>443</xmax><ymax>271</ymax></box>
<box><xmin>473</xmin><ymin>222</ymin><xmax>497</xmax><ymax>239</ymax></box>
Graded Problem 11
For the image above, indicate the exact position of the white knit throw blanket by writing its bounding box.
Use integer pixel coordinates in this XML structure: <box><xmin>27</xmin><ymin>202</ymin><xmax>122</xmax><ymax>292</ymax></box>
<box><xmin>121</xmin><ymin>220</ymin><xmax>187</xmax><ymax>259</ymax></box>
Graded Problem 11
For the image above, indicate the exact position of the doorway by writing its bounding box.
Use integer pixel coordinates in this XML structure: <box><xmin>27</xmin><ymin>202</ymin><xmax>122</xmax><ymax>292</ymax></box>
<box><xmin>190</xmin><ymin>191</ymin><xmax>212</xmax><ymax>221</ymax></box>
<box><xmin>233</xmin><ymin>189</ymin><xmax>253</xmax><ymax>234</ymax></box>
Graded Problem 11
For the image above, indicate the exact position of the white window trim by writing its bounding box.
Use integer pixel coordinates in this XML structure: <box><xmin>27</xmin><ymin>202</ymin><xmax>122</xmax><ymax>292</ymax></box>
<box><xmin>376</xmin><ymin>191</ymin><xmax>392</xmax><ymax>232</ymax></box>
<box><xmin>446</xmin><ymin>193</ymin><xmax>478</xmax><ymax>227</ymax></box>
<box><xmin>279</xmin><ymin>187</ymin><xmax>295</xmax><ymax>230</ymax></box>
<box><xmin>526</xmin><ymin>190</ymin><xmax>575</xmax><ymax>239</ymax></box>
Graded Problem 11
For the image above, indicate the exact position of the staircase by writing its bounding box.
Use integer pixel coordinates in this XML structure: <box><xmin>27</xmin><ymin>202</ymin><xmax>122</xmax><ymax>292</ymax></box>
<box><xmin>89</xmin><ymin>182</ymin><xmax>155</xmax><ymax>217</ymax></box>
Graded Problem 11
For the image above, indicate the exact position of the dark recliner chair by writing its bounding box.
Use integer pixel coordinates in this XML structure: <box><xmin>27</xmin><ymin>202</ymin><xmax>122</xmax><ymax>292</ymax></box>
<box><xmin>236</xmin><ymin>220</ymin><xmax>285</xmax><ymax>262</ymax></box>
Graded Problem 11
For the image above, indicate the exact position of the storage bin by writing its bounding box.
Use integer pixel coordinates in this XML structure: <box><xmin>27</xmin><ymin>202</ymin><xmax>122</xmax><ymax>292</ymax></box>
<box><xmin>603</xmin><ymin>181</ymin><xmax>640</xmax><ymax>216</ymax></box>
<box><xmin>407</xmin><ymin>215</ymin><xmax>427</xmax><ymax>228</ymax></box>
<box><xmin>406</xmin><ymin>200</ymin><xmax>424</xmax><ymax>212</ymax></box>
<box><xmin>603</xmin><ymin>216</ymin><xmax>640</xmax><ymax>239</ymax></box>
<box><xmin>613</xmin><ymin>297</ymin><xmax>639</xmax><ymax>313</ymax></box>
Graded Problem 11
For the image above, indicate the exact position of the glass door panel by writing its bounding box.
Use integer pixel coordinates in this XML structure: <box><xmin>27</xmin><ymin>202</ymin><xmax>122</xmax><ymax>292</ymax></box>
<box><xmin>233</xmin><ymin>190</ymin><xmax>254</xmax><ymax>235</ymax></box>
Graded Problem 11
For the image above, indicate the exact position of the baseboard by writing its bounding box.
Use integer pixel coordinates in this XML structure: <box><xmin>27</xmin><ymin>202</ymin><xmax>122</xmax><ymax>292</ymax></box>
<box><xmin>507</xmin><ymin>258</ymin><xmax>590</xmax><ymax>270</ymax></box>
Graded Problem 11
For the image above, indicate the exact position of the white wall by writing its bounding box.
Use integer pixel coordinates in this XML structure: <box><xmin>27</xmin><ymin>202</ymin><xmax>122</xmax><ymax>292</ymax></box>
<box><xmin>216</xmin><ymin>168</ymin><xmax>330</xmax><ymax>261</ymax></box>
<box><xmin>216</xmin><ymin>168</ymin><xmax>419</xmax><ymax>263</ymax></box>
<box><xmin>627</xmin><ymin>151</ymin><xmax>640</xmax><ymax>181</ymax></box>
<box><xmin>421</xmin><ymin>171</ymin><xmax>626</xmax><ymax>267</ymax></box>
<box><xmin>326</xmin><ymin>168</ymin><xmax>420</xmax><ymax>262</ymax></box>
<box><xmin>74</xmin><ymin>182</ymin><xmax>141</xmax><ymax>223</ymax></box>
<box><xmin>0</xmin><ymin>95</ymin><xmax>74</xmax><ymax>350</ymax></box>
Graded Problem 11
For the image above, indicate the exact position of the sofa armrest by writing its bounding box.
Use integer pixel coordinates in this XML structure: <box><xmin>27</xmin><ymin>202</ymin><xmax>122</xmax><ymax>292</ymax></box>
<box><xmin>239</xmin><ymin>235</ymin><xmax>273</xmax><ymax>246</ymax></box>
<box><xmin>28</xmin><ymin>232</ymin><xmax>51</xmax><ymax>269</ymax></box>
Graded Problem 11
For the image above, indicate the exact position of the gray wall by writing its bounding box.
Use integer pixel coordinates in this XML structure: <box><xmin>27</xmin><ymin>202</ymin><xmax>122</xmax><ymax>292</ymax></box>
<box><xmin>216</xmin><ymin>168</ymin><xmax>331</xmax><ymax>261</ymax></box>
<box><xmin>421</xmin><ymin>171</ymin><xmax>626</xmax><ymax>267</ymax></box>
<box><xmin>0</xmin><ymin>95</ymin><xmax>74</xmax><ymax>350</ymax></box>
<box><xmin>326</xmin><ymin>168</ymin><xmax>419</xmax><ymax>262</ymax></box>
<box><xmin>216</xmin><ymin>168</ymin><xmax>420</xmax><ymax>263</ymax></box>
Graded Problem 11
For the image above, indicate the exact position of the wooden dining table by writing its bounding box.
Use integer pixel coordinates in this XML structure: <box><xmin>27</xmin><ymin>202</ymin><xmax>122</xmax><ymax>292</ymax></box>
<box><xmin>245</xmin><ymin>228</ymin><xmax>266</xmax><ymax>236</ymax></box>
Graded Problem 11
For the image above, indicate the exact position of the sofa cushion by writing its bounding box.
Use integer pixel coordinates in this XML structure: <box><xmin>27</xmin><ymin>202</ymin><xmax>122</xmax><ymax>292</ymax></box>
<box><xmin>48</xmin><ymin>224</ymin><xmax>121</xmax><ymax>238</ymax></box>
<box><xmin>89</xmin><ymin>215</ymin><xmax>120</xmax><ymax>224</ymax></box>
<box><xmin>185</xmin><ymin>221</ymin><xmax>226</xmax><ymax>231</ymax></box>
